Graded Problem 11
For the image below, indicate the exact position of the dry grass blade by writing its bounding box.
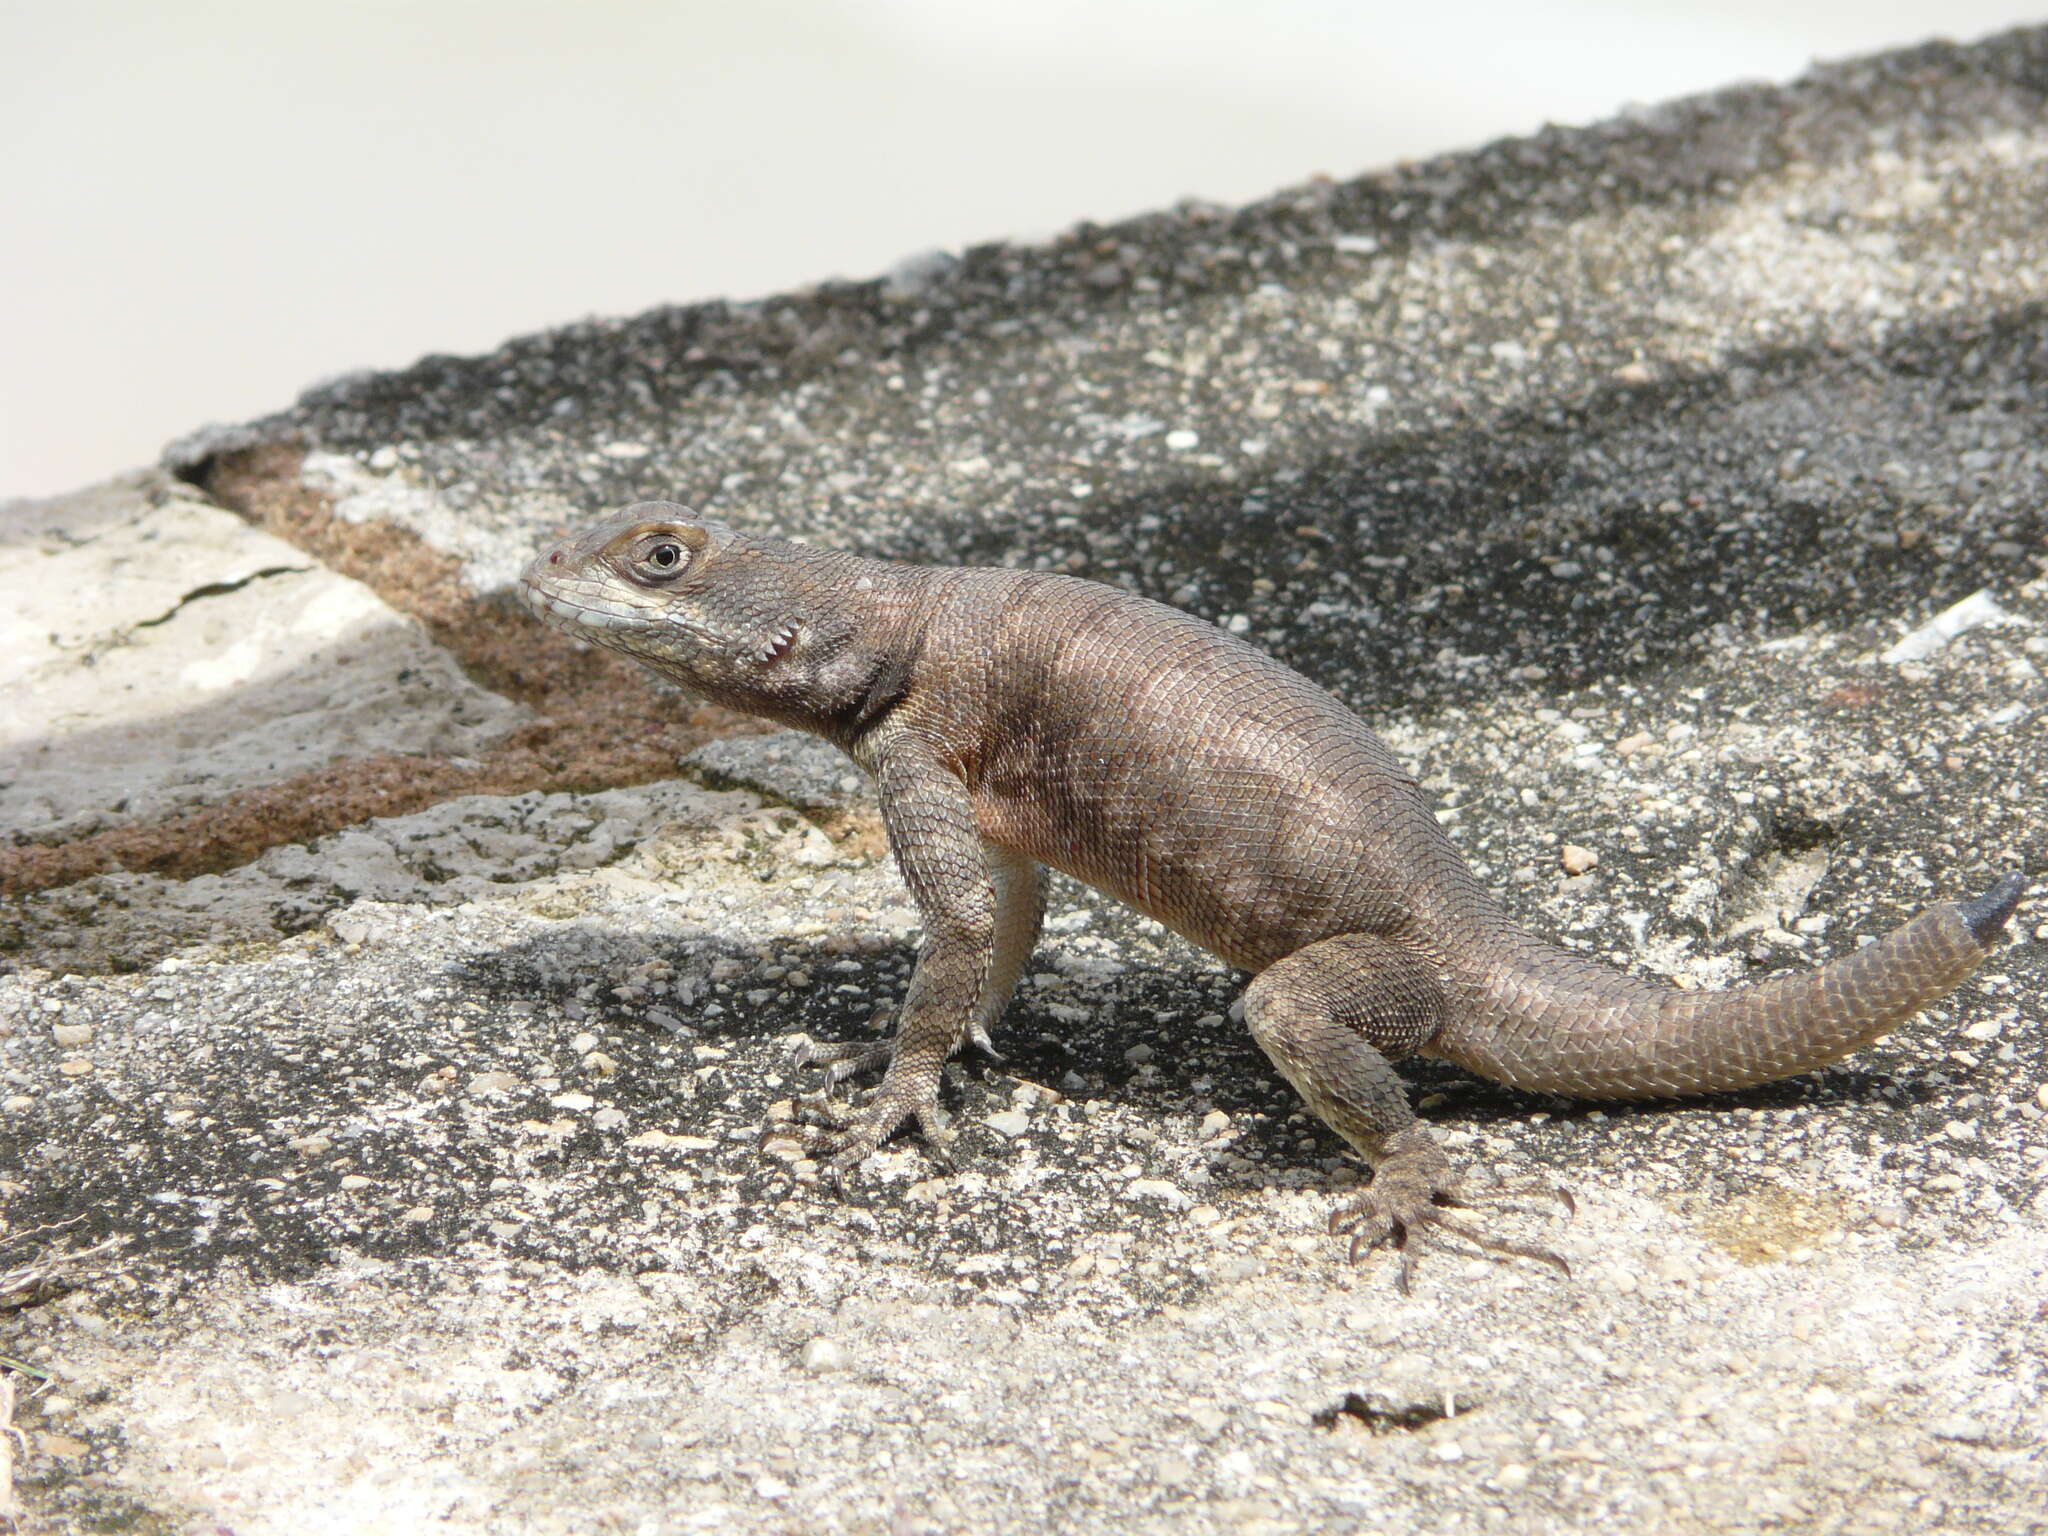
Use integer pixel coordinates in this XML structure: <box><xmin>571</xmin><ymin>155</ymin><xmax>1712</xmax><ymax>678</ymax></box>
<box><xmin>0</xmin><ymin>1222</ymin><xmax>128</xmax><ymax>1311</ymax></box>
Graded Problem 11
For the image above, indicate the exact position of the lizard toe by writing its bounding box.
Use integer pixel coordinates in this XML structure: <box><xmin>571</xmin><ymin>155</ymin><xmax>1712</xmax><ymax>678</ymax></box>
<box><xmin>795</xmin><ymin>1035</ymin><xmax>895</xmax><ymax>1088</ymax></box>
<box><xmin>1331</xmin><ymin>1171</ymin><xmax>1569</xmax><ymax>1291</ymax></box>
<box><xmin>809</xmin><ymin>1084</ymin><xmax>955</xmax><ymax>1185</ymax></box>
<box><xmin>1438</xmin><ymin>1176</ymin><xmax>1576</xmax><ymax>1221</ymax></box>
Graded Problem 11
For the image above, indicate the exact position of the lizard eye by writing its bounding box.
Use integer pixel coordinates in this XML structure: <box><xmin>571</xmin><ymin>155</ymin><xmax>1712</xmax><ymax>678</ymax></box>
<box><xmin>613</xmin><ymin>521</ymin><xmax>706</xmax><ymax>585</ymax></box>
<box><xmin>630</xmin><ymin>536</ymin><xmax>693</xmax><ymax>582</ymax></box>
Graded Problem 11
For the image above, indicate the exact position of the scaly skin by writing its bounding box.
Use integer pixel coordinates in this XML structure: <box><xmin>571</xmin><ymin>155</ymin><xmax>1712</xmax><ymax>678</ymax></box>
<box><xmin>521</xmin><ymin>503</ymin><xmax>2026</xmax><ymax>1285</ymax></box>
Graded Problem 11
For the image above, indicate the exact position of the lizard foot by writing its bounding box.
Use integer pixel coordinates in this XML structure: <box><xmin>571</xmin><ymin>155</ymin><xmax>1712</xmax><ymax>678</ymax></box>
<box><xmin>1331</xmin><ymin>1166</ymin><xmax>1571</xmax><ymax>1293</ymax></box>
<box><xmin>795</xmin><ymin>1086</ymin><xmax>956</xmax><ymax>1186</ymax></box>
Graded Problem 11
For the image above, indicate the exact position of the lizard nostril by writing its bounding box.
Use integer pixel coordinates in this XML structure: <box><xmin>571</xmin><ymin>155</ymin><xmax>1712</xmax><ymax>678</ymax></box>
<box><xmin>549</xmin><ymin>551</ymin><xmax>563</xmax><ymax>565</ymax></box>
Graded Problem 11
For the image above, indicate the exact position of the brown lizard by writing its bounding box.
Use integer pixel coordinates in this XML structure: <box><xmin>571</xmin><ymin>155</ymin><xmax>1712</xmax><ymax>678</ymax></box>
<box><xmin>521</xmin><ymin>503</ymin><xmax>2025</xmax><ymax>1283</ymax></box>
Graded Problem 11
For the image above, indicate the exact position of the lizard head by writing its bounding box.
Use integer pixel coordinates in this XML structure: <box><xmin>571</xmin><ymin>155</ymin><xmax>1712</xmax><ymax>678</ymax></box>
<box><xmin>519</xmin><ymin>502</ymin><xmax>872</xmax><ymax>718</ymax></box>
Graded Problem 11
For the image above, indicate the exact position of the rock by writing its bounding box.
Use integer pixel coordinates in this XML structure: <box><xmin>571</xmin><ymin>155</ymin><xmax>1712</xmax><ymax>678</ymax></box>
<box><xmin>800</xmin><ymin>1337</ymin><xmax>849</xmax><ymax>1372</ymax></box>
<box><xmin>682</xmin><ymin>731</ymin><xmax>870</xmax><ymax>814</ymax></box>
<box><xmin>1880</xmin><ymin>589</ymin><xmax>2011</xmax><ymax>664</ymax></box>
<box><xmin>1559</xmin><ymin>844</ymin><xmax>1599</xmax><ymax>876</ymax></box>
<box><xmin>0</xmin><ymin>474</ymin><xmax>525</xmax><ymax>845</ymax></box>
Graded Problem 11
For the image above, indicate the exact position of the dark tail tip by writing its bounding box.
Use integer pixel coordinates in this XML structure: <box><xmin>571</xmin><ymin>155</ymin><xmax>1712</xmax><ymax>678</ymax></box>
<box><xmin>1958</xmin><ymin>872</ymin><xmax>2026</xmax><ymax>946</ymax></box>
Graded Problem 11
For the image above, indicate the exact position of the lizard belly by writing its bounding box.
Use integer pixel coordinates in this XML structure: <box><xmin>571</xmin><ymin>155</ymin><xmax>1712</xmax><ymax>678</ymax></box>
<box><xmin>976</xmin><ymin>783</ymin><xmax>1360</xmax><ymax>973</ymax></box>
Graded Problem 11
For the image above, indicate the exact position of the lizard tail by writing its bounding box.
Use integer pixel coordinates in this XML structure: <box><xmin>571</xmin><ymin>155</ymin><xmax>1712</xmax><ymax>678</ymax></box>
<box><xmin>1429</xmin><ymin>872</ymin><xmax>2024</xmax><ymax>1100</ymax></box>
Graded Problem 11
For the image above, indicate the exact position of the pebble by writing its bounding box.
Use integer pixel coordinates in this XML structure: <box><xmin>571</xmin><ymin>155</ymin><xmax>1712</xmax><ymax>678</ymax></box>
<box><xmin>339</xmin><ymin>1174</ymin><xmax>373</xmax><ymax>1191</ymax></box>
<box><xmin>330</xmin><ymin>912</ymin><xmax>374</xmax><ymax>945</ymax></box>
<box><xmin>1126</xmin><ymin>1178</ymin><xmax>1191</xmax><ymax>1210</ymax></box>
<box><xmin>986</xmin><ymin>1110</ymin><xmax>1031</xmax><ymax>1138</ymax></box>
<box><xmin>626</xmin><ymin>1130</ymin><xmax>716</xmax><ymax>1151</ymax></box>
<box><xmin>1881</xmin><ymin>589</ymin><xmax>2006</xmax><ymax>664</ymax></box>
<box><xmin>466</xmin><ymin>1071</ymin><xmax>521</xmax><ymax>1097</ymax></box>
<box><xmin>800</xmin><ymin>1337</ymin><xmax>848</xmax><ymax>1372</ymax></box>
<box><xmin>51</xmin><ymin>1023</ymin><xmax>92</xmax><ymax>1047</ymax></box>
<box><xmin>1164</xmin><ymin>429</ymin><xmax>1200</xmax><ymax>451</ymax></box>
<box><xmin>58</xmin><ymin>1058</ymin><xmax>92</xmax><ymax>1077</ymax></box>
<box><xmin>1559</xmin><ymin>844</ymin><xmax>1599</xmax><ymax>876</ymax></box>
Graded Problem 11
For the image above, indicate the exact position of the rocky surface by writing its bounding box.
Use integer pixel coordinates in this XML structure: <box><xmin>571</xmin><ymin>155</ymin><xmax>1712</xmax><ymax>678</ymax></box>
<box><xmin>0</xmin><ymin>473</ymin><xmax>527</xmax><ymax>846</ymax></box>
<box><xmin>4</xmin><ymin>28</ymin><xmax>2047</xmax><ymax>1536</ymax></box>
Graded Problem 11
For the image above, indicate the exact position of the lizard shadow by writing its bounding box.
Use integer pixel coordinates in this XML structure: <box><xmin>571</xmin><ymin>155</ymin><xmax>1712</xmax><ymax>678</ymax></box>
<box><xmin>438</xmin><ymin>915</ymin><xmax>1955</xmax><ymax>1205</ymax></box>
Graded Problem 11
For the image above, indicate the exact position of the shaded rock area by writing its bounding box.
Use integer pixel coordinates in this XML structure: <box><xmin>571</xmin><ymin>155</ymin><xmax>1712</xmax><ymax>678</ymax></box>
<box><xmin>4</xmin><ymin>29</ymin><xmax>2047</xmax><ymax>1536</ymax></box>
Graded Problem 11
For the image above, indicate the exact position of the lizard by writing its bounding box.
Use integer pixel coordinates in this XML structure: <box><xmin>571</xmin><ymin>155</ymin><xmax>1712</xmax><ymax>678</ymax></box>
<box><xmin>520</xmin><ymin>502</ymin><xmax>2026</xmax><ymax>1283</ymax></box>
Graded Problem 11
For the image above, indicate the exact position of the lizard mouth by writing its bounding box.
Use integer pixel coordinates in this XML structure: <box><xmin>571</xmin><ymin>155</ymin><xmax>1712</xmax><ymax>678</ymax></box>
<box><xmin>522</xmin><ymin>580</ymin><xmax>631</xmax><ymax>632</ymax></box>
<box><xmin>756</xmin><ymin>621</ymin><xmax>801</xmax><ymax>664</ymax></box>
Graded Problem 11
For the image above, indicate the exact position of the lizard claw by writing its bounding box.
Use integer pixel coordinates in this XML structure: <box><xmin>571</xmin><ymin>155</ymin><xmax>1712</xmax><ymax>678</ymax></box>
<box><xmin>794</xmin><ymin>1034</ymin><xmax>895</xmax><ymax>1089</ymax></box>
<box><xmin>1437</xmin><ymin>1177</ymin><xmax>1576</xmax><ymax>1221</ymax></box>
<box><xmin>1331</xmin><ymin>1167</ymin><xmax>1571</xmax><ymax>1293</ymax></box>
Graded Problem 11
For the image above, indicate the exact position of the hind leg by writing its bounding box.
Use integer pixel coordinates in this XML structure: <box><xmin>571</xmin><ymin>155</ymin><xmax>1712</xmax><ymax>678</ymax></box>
<box><xmin>1244</xmin><ymin>933</ymin><xmax>1567</xmax><ymax>1290</ymax></box>
<box><xmin>969</xmin><ymin>845</ymin><xmax>1043</xmax><ymax>1059</ymax></box>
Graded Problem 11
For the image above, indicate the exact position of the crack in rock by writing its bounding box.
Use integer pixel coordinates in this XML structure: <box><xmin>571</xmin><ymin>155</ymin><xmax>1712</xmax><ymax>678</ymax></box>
<box><xmin>128</xmin><ymin>563</ymin><xmax>311</xmax><ymax>633</ymax></box>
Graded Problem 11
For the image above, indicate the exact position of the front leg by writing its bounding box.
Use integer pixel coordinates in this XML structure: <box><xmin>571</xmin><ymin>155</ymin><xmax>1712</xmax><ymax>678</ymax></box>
<box><xmin>817</xmin><ymin>742</ymin><xmax>997</xmax><ymax>1176</ymax></box>
<box><xmin>800</xmin><ymin>843</ymin><xmax>1040</xmax><ymax>1085</ymax></box>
